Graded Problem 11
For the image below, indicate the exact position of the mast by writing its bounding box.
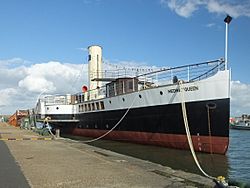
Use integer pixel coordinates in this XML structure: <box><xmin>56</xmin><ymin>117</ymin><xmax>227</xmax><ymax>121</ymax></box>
<box><xmin>224</xmin><ymin>15</ymin><xmax>232</xmax><ymax>70</ymax></box>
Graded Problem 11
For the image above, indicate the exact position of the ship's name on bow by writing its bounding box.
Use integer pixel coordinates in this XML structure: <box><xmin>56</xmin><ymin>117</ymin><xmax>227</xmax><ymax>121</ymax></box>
<box><xmin>168</xmin><ymin>86</ymin><xmax>199</xmax><ymax>93</ymax></box>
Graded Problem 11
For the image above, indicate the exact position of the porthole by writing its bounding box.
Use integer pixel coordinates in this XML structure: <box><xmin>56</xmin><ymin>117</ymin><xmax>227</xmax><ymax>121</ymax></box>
<box><xmin>109</xmin><ymin>100</ymin><xmax>112</xmax><ymax>104</ymax></box>
<box><xmin>160</xmin><ymin>91</ymin><xmax>163</xmax><ymax>95</ymax></box>
<box><xmin>139</xmin><ymin>94</ymin><xmax>142</xmax><ymax>98</ymax></box>
<box><xmin>47</xmin><ymin>107</ymin><xmax>49</xmax><ymax>110</ymax></box>
<box><xmin>95</xmin><ymin>124</ymin><xmax>97</xmax><ymax>128</ymax></box>
<box><xmin>56</xmin><ymin>107</ymin><xmax>59</xmax><ymax>110</ymax></box>
<box><xmin>86</xmin><ymin>125</ymin><xmax>89</xmax><ymax>128</ymax></box>
<box><xmin>106</xmin><ymin>124</ymin><xmax>109</xmax><ymax>129</ymax></box>
<box><xmin>122</xmin><ymin>98</ymin><xmax>125</xmax><ymax>102</ymax></box>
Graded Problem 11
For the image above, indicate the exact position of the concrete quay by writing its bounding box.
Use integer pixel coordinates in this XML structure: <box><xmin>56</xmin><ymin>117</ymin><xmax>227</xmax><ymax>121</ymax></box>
<box><xmin>0</xmin><ymin>122</ymin><xmax>216</xmax><ymax>188</ymax></box>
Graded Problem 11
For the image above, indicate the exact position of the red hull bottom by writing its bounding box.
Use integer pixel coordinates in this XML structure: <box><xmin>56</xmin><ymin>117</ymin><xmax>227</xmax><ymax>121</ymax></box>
<box><xmin>72</xmin><ymin>129</ymin><xmax>229</xmax><ymax>155</ymax></box>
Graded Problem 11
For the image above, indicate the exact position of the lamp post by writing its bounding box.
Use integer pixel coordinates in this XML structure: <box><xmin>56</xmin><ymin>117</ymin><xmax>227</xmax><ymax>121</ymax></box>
<box><xmin>224</xmin><ymin>15</ymin><xmax>232</xmax><ymax>70</ymax></box>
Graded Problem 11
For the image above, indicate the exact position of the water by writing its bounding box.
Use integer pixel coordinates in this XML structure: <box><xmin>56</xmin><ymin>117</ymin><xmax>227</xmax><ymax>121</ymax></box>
<box><xmin>64</xmin><ymin>129</ymin><xmax>250</xmax><ymax>184</ymax></box>
<box><xmin>227</xmin><ymin>129</ymin><xmax>250</xmax><ymax>183</ymax></box>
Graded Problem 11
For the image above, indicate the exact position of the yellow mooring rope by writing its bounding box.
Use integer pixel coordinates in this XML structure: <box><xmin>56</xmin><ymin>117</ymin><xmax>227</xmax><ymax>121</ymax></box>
<box><xmin>178</xmin><ymin>80</ymin><xmax>230</xmax><ymax>187</ymax></box>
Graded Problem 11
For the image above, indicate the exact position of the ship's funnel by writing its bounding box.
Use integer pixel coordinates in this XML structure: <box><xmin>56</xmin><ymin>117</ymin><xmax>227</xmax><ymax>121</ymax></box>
<box><xmin>88</xmin><ymin>45</ymin><xmax>103</xmax><ymax>99</ymax></box>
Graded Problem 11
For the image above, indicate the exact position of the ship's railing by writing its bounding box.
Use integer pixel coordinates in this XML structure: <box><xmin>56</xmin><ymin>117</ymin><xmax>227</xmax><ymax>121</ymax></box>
<box><xmin>42</xmin><ymin>95</ymin><xmax>73</xmax><ymax>105</ymax></box>
<box><xmin>136</xmin><ymin>58</ymin><xmax>225</xmax><ymax>87</ymax></box>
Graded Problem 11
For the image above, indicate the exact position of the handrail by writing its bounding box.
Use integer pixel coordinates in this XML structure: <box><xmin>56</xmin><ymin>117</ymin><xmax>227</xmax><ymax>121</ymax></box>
<box><xmin>136</xmin><ymin>59</ymin><xmax>223</xmax><ymax>79</ymax></box>
<box><xmin>190</xmin><ymin>60</ymin><xmax>225</xmax><ymax>81</ymax></box>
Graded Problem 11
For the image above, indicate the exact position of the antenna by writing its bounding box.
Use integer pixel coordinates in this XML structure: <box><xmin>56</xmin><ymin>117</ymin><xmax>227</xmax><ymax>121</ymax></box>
<box><xmin>224</xmin><ymin>15</ymin><xmax>232</xmax><ymax>70</ymax></box>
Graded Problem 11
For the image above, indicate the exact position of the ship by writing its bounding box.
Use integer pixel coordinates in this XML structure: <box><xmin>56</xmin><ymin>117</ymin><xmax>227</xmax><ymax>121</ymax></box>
<box><xmin>230</xmin><ymin>121</ymin><xmax>250</xmax><ymax>130</ymax></box>
<box><xmin>35</xmin><ymin>44</ymin><xmax>230</xmax><ymax>155</ymax></box>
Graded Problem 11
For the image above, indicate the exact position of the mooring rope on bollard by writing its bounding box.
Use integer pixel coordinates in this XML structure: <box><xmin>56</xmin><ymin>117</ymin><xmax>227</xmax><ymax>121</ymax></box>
<box><xmin>178</xmin><ymin>80</ymin><xmax>231</xmax><ymax>188</ymax></box>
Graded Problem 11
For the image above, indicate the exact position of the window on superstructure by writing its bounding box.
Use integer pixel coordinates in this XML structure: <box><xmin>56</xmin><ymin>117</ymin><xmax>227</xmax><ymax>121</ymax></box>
<box><xmin>96</xmin><ymin>102</ymin><xmax>100</xmax><ymax>110</ymax></box>
<box><xmin>88</xmin><ymin>103</ymin><xmax>91</xmax><ymax>111</ymax></box>
<box><xmin>88</xmin><ymin>55</ymin><xmax>91</xmax><ymax>61</ymax></box>
<box><xmin>100</xmin><ymin>101</ymin><xmax>105</xmax><ymax>110</ymax></box>
<box><xmin>85</xmin><ymin>104</ymin><xmax>88</xmax><ymax>111</ymax></box>
<box><xmin>128</xmin><ymin>81</ymin><xmax>133</xmax><ymax>90</ymax></box>
<box><xmin>92</xmin><ymin>103</ymin><xmax>95</xmax><ymax>110</ymax></box>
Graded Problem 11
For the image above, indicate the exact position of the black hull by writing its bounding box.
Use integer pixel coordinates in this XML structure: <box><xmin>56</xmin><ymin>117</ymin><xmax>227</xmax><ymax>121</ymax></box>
<box><xmin>49</xmin><ymin>98</ymin><xmax>229</xmax><ymax>154</ymax></box>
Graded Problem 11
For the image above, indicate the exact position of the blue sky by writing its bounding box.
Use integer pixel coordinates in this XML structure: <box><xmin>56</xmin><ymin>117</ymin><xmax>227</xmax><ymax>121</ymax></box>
<box><xmin>0</xmin><ymin>0</ymin><xmax>250</xmax><ymax>115</ymax></box>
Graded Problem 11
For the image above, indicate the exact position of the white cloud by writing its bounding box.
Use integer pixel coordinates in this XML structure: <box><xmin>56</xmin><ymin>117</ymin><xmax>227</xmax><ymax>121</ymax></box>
<box><xmin>0</xmin><ymin>59</ymin><xmax>87</xmax><ymax>114</ymax></box>
<box><xmin>161</xmin><ymin>0</ymin><xmax>250</xmax><ymax>18</ymax></box>
<box><xmin>18</xmin><ymin>75</ymin><xmax>56</xmax><ymax>93</ymax></box>
<box><xmin>0</xmin><ymin>58</ymin><xmax>31</xmax><ymax>68</ymax></box>
<box><xmin>164</xmin><ymin>0</ymin><xmax>202</xmax><ymax>18</ymax></box>
<box><xmin>205</xmin><ymin>22</ymin><xmax>216</xmax><ymax>27</ymax></box>
<box><xmin>206</xmin><ymin>0</ymin><xmax>250</xmax><ymax>18</ymax></box>
<box><xmin>16</xmin><ymin>61</ymin><xmax>87</xmax><ymax>93</ymax></box>
<box><xmin>0</xmin><ymin>88</ymin><xmax>18</xmax><ymax>106</ymax></box>
<box><xmin>231</xmin><ymin>80</ymin><xmax>250</xmax><ymax>116</ymax></box>
<box><xmin>0</xmin><ymin>88</ymin><xmax>20</xmax><ymax>114</ymax></box>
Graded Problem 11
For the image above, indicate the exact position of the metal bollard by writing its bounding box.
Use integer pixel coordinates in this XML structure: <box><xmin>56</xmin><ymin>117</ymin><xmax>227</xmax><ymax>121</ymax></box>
<box><xmin>55</xmin><ymin>129</ymin><xmax>60</xmax><ymax>138</ymax></box>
